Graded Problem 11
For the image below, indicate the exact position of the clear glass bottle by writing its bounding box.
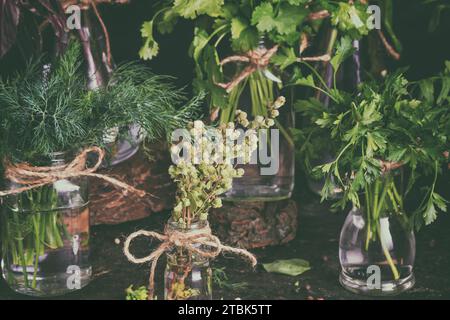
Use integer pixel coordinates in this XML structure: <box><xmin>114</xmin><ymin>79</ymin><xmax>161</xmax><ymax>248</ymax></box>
<box><xmin>0</xmin><ymin>152</ymin><xmax>92</xmax><ymax>297</ymax></box>
<box><xmin>78</xmin><ymin>9</ymin><xmax>141</xmax><ymax>166</ymax></box>
<box><xmin>222</xmin><ymin>37</ymin><xmax>295</xmax><ymax>201</ymax></box>
<box><xmin>339</xmin><ymin>172</ymin><xmax>415</xmax><ymax>296</ymax></box>
<box><xmin>164</xmin><ymin>220</ymin><xmax>212</xmax><ymax>300</ymax></box>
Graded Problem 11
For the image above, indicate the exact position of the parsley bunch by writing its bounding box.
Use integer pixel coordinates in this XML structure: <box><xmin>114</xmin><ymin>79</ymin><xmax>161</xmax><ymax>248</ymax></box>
<box><xmin>295</xmin><ymin>59</ymin><xmax>449</xmax><ymax>229</ymax></box>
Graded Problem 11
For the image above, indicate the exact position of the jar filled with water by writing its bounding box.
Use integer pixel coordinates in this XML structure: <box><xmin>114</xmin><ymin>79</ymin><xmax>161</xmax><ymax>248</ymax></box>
<box><xmin>164</xmin><ymin>220</ymin><xmax>212</xmax><ymax>300</ymax></box>
<box><xmin>1</xmin><ymin>152</ymin><xmax>92</xmax><ymax>296</ymax></box>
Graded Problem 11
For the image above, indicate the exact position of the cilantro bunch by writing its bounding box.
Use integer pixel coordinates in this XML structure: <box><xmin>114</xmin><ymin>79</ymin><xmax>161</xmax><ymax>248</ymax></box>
<box><xmin>139</xmin><ymin>0</ymin><xmax>371</xmax><ymax>110</ymax></box>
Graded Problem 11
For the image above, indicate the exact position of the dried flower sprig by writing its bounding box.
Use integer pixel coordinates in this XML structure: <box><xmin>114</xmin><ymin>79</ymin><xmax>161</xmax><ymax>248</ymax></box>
<box><xmin>169</xmin><ymin>97</ymin><xmax>285</xmax><ymax>228</ymax></box>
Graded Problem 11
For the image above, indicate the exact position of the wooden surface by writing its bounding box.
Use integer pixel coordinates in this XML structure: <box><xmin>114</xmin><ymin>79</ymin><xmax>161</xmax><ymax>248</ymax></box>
<box><xmin>1</xmin><ymin>196</ymin><xmax>450</xmax><ymax>300</ymax></box>
<box><xmin>90</xmin><ymin>148</ymin><xmax>175</xmax><ymax>225</ymax></box>
<box><xmin>210</xmin><ymin>200</ymin><xmax>298</xmax><ymax>249</ymax></box>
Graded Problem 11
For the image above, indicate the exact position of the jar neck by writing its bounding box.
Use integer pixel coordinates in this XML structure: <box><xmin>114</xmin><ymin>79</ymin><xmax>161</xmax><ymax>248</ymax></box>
<box><xmin>49</xmin><ymin>151</ymin><xmax>67</xmax><ymax>167</ymax></box>
<box><xmin>167</xmin><ymin>218</ymin><xmax>208</xmax><ymax>233</ymax></box>
<box><xmin>165</xmin><ymin>218</ymin><xmax>210</xmax><ymax>263</ymax></box>
<box><xmin>258</xmin><ymin>34</ymin><xmax>266</xmax><ymax>49</ymax></box>
<box><xmin>357</xmin><ymin>168</ymin><xmax>404</xmax><ymax>218</ymax></box>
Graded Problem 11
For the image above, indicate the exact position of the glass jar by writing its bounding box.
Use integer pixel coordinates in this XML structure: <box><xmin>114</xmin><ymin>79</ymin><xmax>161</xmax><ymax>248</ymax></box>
<box><xmin>164</xmin><ymin>220</ymin><xmax>212</xmax><ymax>300</ymax></box>
<box><xmin>339</xmin><ymin>172</ymin><xmax>415</xmax><ymax>296</ymax></box>
<box><xmin>222</xmin><ymin>38</ymin><xmax>295</xmax><ymax>201</ymax></box>
<box><xmin>0</xmin><ymin>152</ymin><xmax>92</xmax><ymax>296</ymax></box>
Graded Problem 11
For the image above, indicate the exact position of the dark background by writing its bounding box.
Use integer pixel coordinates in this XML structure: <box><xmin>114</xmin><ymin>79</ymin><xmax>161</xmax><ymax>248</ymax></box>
<box><xmin>1</xmin><ymin>0</ymin><xmax>449</xmax><ymax>84</ymax></box>
<box><xmin>0</xmin><ymin>0</ymin><xmax>449</xmax><ymax>300</ymax></box>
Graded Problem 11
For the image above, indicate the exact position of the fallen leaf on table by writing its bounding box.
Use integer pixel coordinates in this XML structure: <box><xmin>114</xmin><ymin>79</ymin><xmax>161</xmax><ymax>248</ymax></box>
<box><xmin>263</xmin><ymin>259</ymin><xmax>311</xmax><ymax>276</ymax></box>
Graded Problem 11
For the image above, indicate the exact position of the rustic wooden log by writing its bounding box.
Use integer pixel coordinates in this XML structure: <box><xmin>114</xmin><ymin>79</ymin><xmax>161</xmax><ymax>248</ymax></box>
<box><xmin>90</xmin><ymin>145</ymin><xmax>174</xmax><ymax>225</ymax></box>
<box><xmin>210</xmin><ymin>200</ymin><xmax>298</xmax><ymax>249</ymax></box>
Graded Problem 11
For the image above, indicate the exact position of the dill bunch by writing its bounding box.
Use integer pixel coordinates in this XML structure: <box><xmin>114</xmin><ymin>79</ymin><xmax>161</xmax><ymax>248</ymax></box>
<box><xmin>0</xmin><ymin>42</ymin><xmax>90</xmax><ymax>162</ymax></box>
<box><xmin>0</xmin><ymin>41</ymin><xmax>202</xmax><ymax>164</ymax></box>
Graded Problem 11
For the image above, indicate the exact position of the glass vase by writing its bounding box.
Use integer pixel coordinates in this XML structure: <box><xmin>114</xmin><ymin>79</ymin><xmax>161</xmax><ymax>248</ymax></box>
<box><xmin>339</xmin><ymin>172</ymin><xmax>415</xmax><ymax>296</ymax></box>
<box><xmin>222</xmin><ymin>38</ymin><xmax>295</xmax><ymax>201</ymax></box>
<box><xmin>164</xmin><ymin>220</ymin><xmax>212</xmax><ymax>300</ymax></box>
<box><xmin>0</xmin><ymin>152</ymin><xmax>92</xmax><ymax>297</ymax></box>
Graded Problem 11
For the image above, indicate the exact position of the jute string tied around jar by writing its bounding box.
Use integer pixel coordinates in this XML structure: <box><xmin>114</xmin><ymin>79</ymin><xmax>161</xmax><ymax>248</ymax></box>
<box><xmin>216</xmin><ymin>45</ymin><xmax>280</xmax><ymax>93</ymax></box>
<box><xmin>0</xmin><ymin>147</ymin><xmax>147</xmax><ymax>198</ymax></box>
<box><xmin>215</xmin><ymin>42</ymin><xmax>331</xmax><ymax>93</ymax></box>
<box><xmin>123</xmin><ymin>222</ymin><xmax>257</xmax><ymax>300</ymax></box>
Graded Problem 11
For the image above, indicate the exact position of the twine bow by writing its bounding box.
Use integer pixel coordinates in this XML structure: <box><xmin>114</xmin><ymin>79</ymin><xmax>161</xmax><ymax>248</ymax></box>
<box><xmin>0</xmin><ymin>147</ymin><xmax>146</xmax><ymax>198</ymax></box>
<box><xmin>216</xmin><ymin>45</ymin><xmax>279</xmax><ymax>93</ymax></box>
<box><xmin>123</xmin><ymin>223</ymin><xmax>257</xmax><ymax>300</ymax></box>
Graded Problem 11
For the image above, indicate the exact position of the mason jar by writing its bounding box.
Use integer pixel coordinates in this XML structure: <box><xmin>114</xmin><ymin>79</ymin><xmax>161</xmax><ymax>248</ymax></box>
<box><xmin>0</xmin><ymin>152</ymin><xmax>92</xmax><ymax>296</ymax></box>
<box><xmin>222</xmin><ymin>37</ymin><xmax>295</xmax><ymax>201</ymax></box>
<box><xmin>164</xmin><ymin>220</ymin><xmax>212</xmax><ymax>300</ymax></box>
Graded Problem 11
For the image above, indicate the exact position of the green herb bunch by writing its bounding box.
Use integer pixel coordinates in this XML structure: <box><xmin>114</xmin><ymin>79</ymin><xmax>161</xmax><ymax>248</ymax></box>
<box><xmin>295</xmin><ymin>59</ymin><xmax>450</xmax><ymax>229</ymax></box>
<box><xmin>0</xmin><ymin>41</ymin><xmax>201</xmax><ymax>164</ymax></box>
<box><xmin>292</xmin><ymin>36</ymin><xmax>359</xmax><ymax>174</ymax></box>
<box><xmin>139</xmin><ymin>0</ymin><xmax>370</xmax><ymax>110</ymax></box>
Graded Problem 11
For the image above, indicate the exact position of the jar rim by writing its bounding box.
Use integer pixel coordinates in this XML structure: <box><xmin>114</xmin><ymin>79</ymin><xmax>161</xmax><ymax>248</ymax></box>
<box><xmin>167</xmin><ymin>218</ymin><xmax>208</xmax><ymax>231</ymax></box>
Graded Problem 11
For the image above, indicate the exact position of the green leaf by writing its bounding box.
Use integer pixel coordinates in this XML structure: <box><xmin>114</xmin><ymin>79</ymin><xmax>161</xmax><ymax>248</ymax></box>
<box><xmin>331</xmin><ymin>3</ymin><xmax>369</xmax><ymax>39</ymax></box>
<box><xmin>294</xmin><ymin>98</ymin><xmax>326</xmax><ymax>114</ymax></box>
<box><xmin>320</xmin><ymin>162</ymin><xmax>334</xmax><ymax>174</ymax></box>
<box><xmin>361</xmin><ymin>100</ymin><xmax>382</xmax><ymax>125</ymax></box>
<box><xmin>139</xmin><ymin>21</ymin><xmax>159</xmax><ymax>60</ymax></box>
<box><xmin>251</xmin><ymin>2</ymin><xmax>277</xmax><ymax>33</ymax></box>
<box><xmin>125</xmin><ymin>285</ymin><xmax>148</xmax><ymax>300</ymax></box>
<box><xmin>432</xmin><ymin>192</ymin><xmax>448</xmax><ymax>212</ymax></box>
<box><xmin>387</xmin><ymin>147</ymin><xmax>407</xmax><ymax>163</ymax></box>
<box><xmin>157</xmin><ymin>9</ymin><xmax>179</xmax><ymax>34</ymax></box>
<box><xmin>366</xmin><ymin>132</ymin><xmax>386</xmax><ymax>157</ymax></box>
<box><xmin>263</xmin><ymin>259</ymin><xmax>311</xmax><ymax>276</ymax></box>
<box><xmin>419</xmin><ymin>79</ymin><xmax>435</xmax><ymax>103</ymax></box>
<box><xmin>295</xmin><ymin>74</ymin><xmax>316</xmax><ymax>88</ymax></box>
<box><xmin>274</xmin><ymin>4</ymin><xmax>308</xmax><ymax>35</ymax></box>
<box><xmin>231</xmin><ymin>17</ymin><xmax>247</xmax><ymax>39</ymax></box>
<box><xmin>173</xmin><ymin>0</ymin><xmax>224</xmax><ymax>19</ymax></box>
<box><xmin>286</xmin><ymin>0</ymin><xmax>308</xmax><ymax>5</ymax></box>
<box><xmin>315</xmin><ymin>112</ymin><xmax>333</xmax><ymax>128</ymax></box>
<box><xmin>272</xmin><ymin>47</ymin><xmax>298</xmax><ymax>70</ymax></box>
<box><xmin>330</xmin><ymin>36</ymin><xmax>355</xmax><ymax>74</ymax></box>
<box><xmin>191</xmin><ymin>27</ymin><xmax>210</xmax><ymax>64</ymax></box>
<box><xmin>231</xmin><ymin>26</ymin><xmax>259</xmax><ymax>52</ymax></box>
<box><xmin>423</xmin><ymin>201</ymin><xmax>438</xmax><ymax>225</ymax></box>
<box><xmin>437</xmin><ymin>76</ymin><xmax>450</xmax><ymax>104</ymax></box>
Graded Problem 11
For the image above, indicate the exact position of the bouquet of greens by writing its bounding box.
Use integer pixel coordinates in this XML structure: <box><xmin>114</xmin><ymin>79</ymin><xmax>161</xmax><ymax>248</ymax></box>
<box><xmin>0</xmin><ymin>41</ymin><xmax>200</xmax><ymax>164</ymax></box>
<box><xmin>139</xmin><ymin>0</ymin><xmax>371</xmax><ymax>116</ymax></box>
<box><xmin>295</xmin><ymin>58</ymin><xmax>450</xmax><ymax>229</ymax></box>
<box><xmin>0</xmin><ymin>40</ymin><xmax>201</xmax><ymax>291</ymax></box>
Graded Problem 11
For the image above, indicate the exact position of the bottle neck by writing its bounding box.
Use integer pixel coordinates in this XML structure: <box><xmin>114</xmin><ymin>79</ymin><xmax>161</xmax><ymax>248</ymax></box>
<box><xmin>258</xmin><ymin>35</ymin><xmax>266</xmax><ymax>49</ymax></box>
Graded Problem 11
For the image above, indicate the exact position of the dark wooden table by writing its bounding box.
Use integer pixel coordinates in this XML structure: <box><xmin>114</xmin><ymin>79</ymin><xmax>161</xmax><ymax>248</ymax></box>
<box><xmin>1</xmin><ymin>197</ymin><xmax>449</xmax><ymax>300</ymax></box>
